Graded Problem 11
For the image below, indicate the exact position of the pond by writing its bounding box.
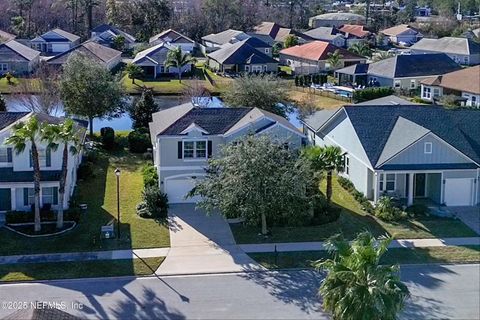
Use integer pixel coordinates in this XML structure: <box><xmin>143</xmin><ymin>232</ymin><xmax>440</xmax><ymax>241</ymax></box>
<box><xmin>6</xmin><ymin>95</ymin><xmax>302</xmax><ymax>131</ymax></box>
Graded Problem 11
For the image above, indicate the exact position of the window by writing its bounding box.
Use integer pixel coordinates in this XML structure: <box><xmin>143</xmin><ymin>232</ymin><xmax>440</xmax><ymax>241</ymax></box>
<box><xmin>27</xmin><ymin>188</ymin><xmax>35</xmax><ymax>205</ymax></box>
<box><xmin>410</xmin><ymin>80</ymin><xmax>416</xmax><ymax>89</ymax></box>
<box><xmin>0</xmin><ymin>63</ymin><xmax>8</xmax><ymax>71</ymax></box>
<box><xmin>344</xmin><ymin>155</ymin><xmax>350</xmax><ymax>175</ymax></box>
<box><xmin>0</xmin><ymin>148</ymin><xmax>11</xmax><ymax>163</ymax></box>
<box><xmin>263</xmin><ymin>65</ymin><xmax>267</xmax><ymax>71</ymax></box>
<box><xmin>42</xmin><ymin>187</ymin><xmax>58</xmax><ymax>205</ymax></box>
<box><xmin>183</xmin><ymin>140</ymin><xmax>207</xmax><ymax>159</ymax></box>
<box><xmin>394</xmin><ymin>80</ymin><xmax>401</xmax><ymax>88</ymax></box>
<box><xmin>423</xmin><ymin>87</ymin><xmax>431</xmax><ymax>99</ymax></box>
<box><xmin>433</xmin><ymin>88</ymin><xmax>440</xmax><ymax>97</ymax></box>
<box><xmin>424</xmin><ymin>142</ymin><xmax>432</xmax><ymax>154</ymax></box>
<box><xmin>463</xmin><ymin>56</ymin><xmax>469</xmax><ymax>65</ymax></box>
<box><xmin>265</xmin><ymin>48</ymin><xmax>270</xmax><ymax>54</ymax></box>
<box><xmin>245</xmin><ymin>65</ymin><xmax>250</xmax><ymax>72</ymax></box>
<box><xmin>385</xmin><ymin>174</ymin><xmax>396</xmax><ymax>191</ymax></box>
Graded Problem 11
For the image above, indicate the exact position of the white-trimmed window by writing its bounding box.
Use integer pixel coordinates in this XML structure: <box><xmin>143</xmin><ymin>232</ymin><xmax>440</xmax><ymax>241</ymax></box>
<box><xmin>394</xmin><ymin>80</ymin><xmax>401</xmax><ymax>88</ymax></box>
<box><xmin>42</xmin><ymin>187</ymin><xmax>58</xmax><ymax>205</ymax></box>
<box><xmin>424</xmin><ymin>142</ymin><xmax>432</xmax><ymax>154</ymax></box>
<box><xmin>379</xmin><ymin>173</ymin><xmax>396</xmax><ymax>191</ymax></box>
<box><xmin>183</xmin><ymin>140</ymin><xmax>207</xmax><ymax>159</ymax></box>
<box><xmin>410</xmin><ymin>80</ymin><xmax>416</xmax><ymax>88</ymax></box>
<box><xmin>344</xmin><ymin>155</ymin><xmax>350</xmax><ymax>175</ymax></box>
<box><xmin>0</xmin><ymin>148</ymin><xmax>10</xmax><ymax>163</ymax></box>
<box><xmin>463</xmin><ymin>56</ymin><xmax>469</xmax><ymax>64</ymax></box>
<box><xmin>433</xmin><ymin>88</ymin><xmax>440</xmax><ymax>97</ymax></box>
<box><xmin>27</xmin><ymin>188</ymin><xmax>35</xmax><ymax>205</ymax></box>
<box><xmin>245</xmin><ymin>65</ymin><xmax>250</xmax><ymax>72</ymax></box>
<box><xmin>265</xmin><ymin>48</ymin><xmax>270</xmax><ymax>54</ymax></box>
<box><xmin>423</xmin><ymin>87</ymin><xmax>431</xmax><ymax>99</ymax></box>
<box><xmin>0</xmin><ymin>63</ymin><xmax>8</xmax><ymax>71</ymax></box>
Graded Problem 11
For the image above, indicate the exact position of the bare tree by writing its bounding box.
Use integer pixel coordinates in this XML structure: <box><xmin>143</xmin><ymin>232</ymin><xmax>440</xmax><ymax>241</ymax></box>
<box><xmin>182</xmin><ymin>78</ymin><xmax>212</xmax><ymax>108</ymax></box>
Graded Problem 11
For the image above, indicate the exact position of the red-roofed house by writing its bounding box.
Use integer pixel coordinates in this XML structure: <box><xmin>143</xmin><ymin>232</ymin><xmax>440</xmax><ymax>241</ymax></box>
<box><xmin>338</xmin><ymin>24</ymin><xmax>371</xmax><ymax>47</ymax></box>
<box><xmin>279</xmin><ymin>41</ymin><xmax>367</xmax><ymax>74</ymax></box>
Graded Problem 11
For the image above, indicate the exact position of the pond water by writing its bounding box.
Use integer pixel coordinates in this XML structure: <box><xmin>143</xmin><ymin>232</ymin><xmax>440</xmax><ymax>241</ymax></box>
<box><xmin>6</xmin><ymin>95</ymin><xmax>302</xmax><ymax>131</ymax></box>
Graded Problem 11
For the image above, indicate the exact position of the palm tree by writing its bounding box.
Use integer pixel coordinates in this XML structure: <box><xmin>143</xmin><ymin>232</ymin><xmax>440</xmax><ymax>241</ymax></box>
<box><xmin>326</xmin><ymin>49</ymin><xmax>343</xmax><ymax>70</ymax></box>
<box><xmin>43</xmin><ymin>119</ymin><xmax>80</xmax><ymax>229</ymax></box>
<box><xmin>314</xmin><ymin>232</ymin><xmax>410</xmax><ymax>320</ymax></box>
<box><xmin>302</xmin><ymin>145</ymin><xmax>344</xmax><ymax>202</ymax></box>
<box><xmin>373</xmin><ymin>51</ymin><xmax>394</xmax><ymax>62</ymax></box>
<box><xmin>348</xmin><ymin>42</ymin><xmax>372</xmax><ymax>57</ymax></box>
<box><xmin>125</xmin><ymin>63</ymin><xmax>144</xmax><ymax>84</ymax></box>
<box><xmin>165</xmin><ymin>47</ymin><xmax>196</xmax><ymax>83</ymax></box>
<box><xmin>5</xmin><ymin>116</ymin><xmax>43</xmax><ymax>232</ymax></box>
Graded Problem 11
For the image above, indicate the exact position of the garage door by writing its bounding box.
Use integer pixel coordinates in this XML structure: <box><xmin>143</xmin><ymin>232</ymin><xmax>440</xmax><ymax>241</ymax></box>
<box><xmin>165</xmin><ymin>178</ymin><xmax>202</xmax><ymax>204</ymax></box>
<box><xmin>0</xmin><ymin>189</ymin><xmax>12</xmax><ymax>211</ymax></box>
<box><xmin>444</xmin><ymin>178</ymin><xmax>474</xmax><ymax>206</ymax></box>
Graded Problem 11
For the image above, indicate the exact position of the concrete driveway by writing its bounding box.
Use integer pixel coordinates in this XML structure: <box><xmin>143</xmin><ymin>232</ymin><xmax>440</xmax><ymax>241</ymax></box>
<box><xmin>451</xmin><ymin>206</ymin><xmax>480</xmax><ymax>235</ymax></box>
<box><xmin>156</xmin><ymin>204</ymin><xmax>263</xmax><ymax>275</ymax></box>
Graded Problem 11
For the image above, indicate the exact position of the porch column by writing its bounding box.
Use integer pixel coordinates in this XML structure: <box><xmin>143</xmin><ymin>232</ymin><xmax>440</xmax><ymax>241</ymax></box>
<box><xmin>408</xmin><ymin>173</ymin><xmax>414</xmax><ymax>206</ymax></box>
<box><xmin>373</xmin><ymin>172</ymin><xmax>380</xmax><ymax>203</ymax></box>
<box><xmin>10</xmin><ymin>188</ymin><xmax>16</xmax><ymax>211</ymax></box>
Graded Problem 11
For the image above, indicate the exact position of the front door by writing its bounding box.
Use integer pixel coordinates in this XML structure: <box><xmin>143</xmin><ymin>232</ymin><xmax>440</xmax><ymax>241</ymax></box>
<box><xmin>414</xmin><ymin>173</ymin><xmax>426</xmax><ymax>197</ymax></box>
<box><xmin>0</xmin><ymin>188</ymin><xmax>12</xmax><ymax>211</ymax></box>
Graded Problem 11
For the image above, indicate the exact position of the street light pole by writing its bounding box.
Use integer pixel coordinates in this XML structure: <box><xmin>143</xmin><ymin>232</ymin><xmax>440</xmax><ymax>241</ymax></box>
<box><xmin>115</xmin><ymin>168</ymin><xmax>121</xmax><ymax>240</ymax></box>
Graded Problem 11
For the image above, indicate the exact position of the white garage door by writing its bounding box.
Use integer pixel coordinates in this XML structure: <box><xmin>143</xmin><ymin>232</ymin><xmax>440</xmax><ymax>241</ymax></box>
<box><xmin>444</xmin><ymin>178</ymin><xmax>474</xmax><ymax>206</ymax></box>
<box><xmin>165</xmin><ymin>178</ymin><xmax>202</xmax><ymax>204</ymax></box>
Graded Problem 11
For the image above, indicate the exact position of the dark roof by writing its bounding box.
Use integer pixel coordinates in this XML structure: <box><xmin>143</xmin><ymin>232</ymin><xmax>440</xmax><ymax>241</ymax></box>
<box><xmin>0</xmin><ymin>112</ymin><xmax>29</xmax><ymax>130</ymax></box>
<box><xmin>380</xmin><ymin>163</ymin><xmax>479</xmax><ymax>170</ymax></box>
<box><xmin>91</xmin><ymin>24</ymin><xmax>136</xmax><ymax>43</ymax></box>
<box><xmin>368</xmin><ymin>53</ymin><xmax>461</xmax><ymax>78</ymax></box>
<box><xmin>0</xmin><ymin>168</ymin><xmax>62</xmax><ymax>182</ymax></box>
<box><xmin>242</xmin><ymin>37</ymin><xmax>271</xmax><ymax>48</ymax></box>
<box><xmin>208</xmin><ymin>40</ymin><xmax>277</xmax><ymax>65</ymax></box>
<box><xmin>162</xmin><ymin>108</ymin><xmax>252</xmax><ymax>135</ymax></box>
<box><xmin>344</xmin><ymin>105</ymin><xmax>480</xmax><ymax>167</ymax></box>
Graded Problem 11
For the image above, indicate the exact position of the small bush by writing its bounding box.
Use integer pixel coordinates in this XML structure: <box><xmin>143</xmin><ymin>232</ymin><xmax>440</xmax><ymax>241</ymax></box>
<box><xmin>353</xmin><ymin>87</ymin><xmax>394</xmax><ymax>103</ymax></box>
<box><xmin>142</xmin><ymin>164</ymin><xmax>158</xmax><ymax>188</ymax></box>
<box><xmin>311</xmin><ymin>196</ymin><xmax>341</xmax><ymax>225</ymax></box>
<box><xmin>100</xmin><ymin>127</ymin><xmax>115</xmax><ymax>149</ymax></box>
<box><xmin>375</xmin><ymin>196</ymin><xmax>405</xmax><ymax>222</ymax></box>
<box><xmin>337</xmin><ymin>176</ymin><xmax>355</xmax><ymax>192</ymax></box>
<box><xmin>85</xmin><ymin>150</ymin><xmax>98</xmax><ymax>163</ymax></box>
<box><xmin>64</xmin><ymin>207</ymin><xmax>82</xmax><ymax>222</ymax></box>
<box><xmin>128</xmin><ymin>130</ymin><xmax>151</xmax><ymax>153</ymax></box>
<box><xmin>337</xmin><ymin>176</ymin><xmax>375</xmax><ymax>214</ymax></box>
<box><xmin>136</xmin><ymin>186</ymin><xmax>169</xmax><ymax>219</ymax></box>
<box><xmin>406</xmin><ymin>204</ymin><xmax>430</xmax><ymax>217</ymax></box>
<box><xmin>77</xmin><ymin>162</ymin><xmax>94</xmax><ymax>180</ymax></box>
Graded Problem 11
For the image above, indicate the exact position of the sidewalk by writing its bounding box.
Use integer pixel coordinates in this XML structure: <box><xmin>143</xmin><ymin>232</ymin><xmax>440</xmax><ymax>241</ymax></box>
<box><xmin>0</xmin><ymin>247</ymin><xmax>169</xmax><ymax>265</ymax></box>
<box><xmin>239</xmin><ymin>237</ymin><xmax>480</xmax><ymax>253</ymax></box>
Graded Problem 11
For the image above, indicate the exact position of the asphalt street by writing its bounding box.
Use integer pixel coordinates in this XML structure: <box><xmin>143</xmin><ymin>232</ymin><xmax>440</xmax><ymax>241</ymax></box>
<box><xmin>0</xmin><ymin>264</ymin><xmax>478</xmax><ymax>319</ymax></box>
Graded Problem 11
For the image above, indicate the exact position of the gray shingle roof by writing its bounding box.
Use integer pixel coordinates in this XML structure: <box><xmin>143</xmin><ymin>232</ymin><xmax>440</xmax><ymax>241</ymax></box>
<box><xmin>344</xmin><ymin>105</ymin><xmax>480</xmax><ymax>168</ymax></box>
<box><xmin>355</xmin><ymin>95</ymin><xmax>421</xmax><ymax>105</ymax></box>
<box><xmin>304</xmin><ymin>27</ymin><xmax>342</xmax><ymax>41</ymax></box>
<box><xmin>202</xmin><ymin>29</ymin><xmax>247</xmax><ymax>45</ymax></box>
<box><xmin>47</xmin><ymin>41</ymin><xmax>121</xmax><ymax>65</ymax></box>
<box><xmin>91</xmin><ymin>24</ymin><xmax>136</xmax><ymax>43</ymax></box>
<box><xmin>162</xmin><ymin>108</ymin><xmax>252</xmax><ymax>135</ymax></box>
<box><xmin>0</xmin><ymin>112</ymin><xmax>29</xmax><ymax>130</ymax></box>
<box><xmin>207</xmin><ymin>40</ymin><xmax>277</xmax><ymax>65</ymax></box>
<box><xmin>1</xmin><ymin>40</ymin><xmax>40</xmax><ymax>61</ymax></box>
<box><xmin>303</xmin><ymin>109</ymin><xmax>339</xmax><ymax>131</ymax></box>
<box><xmin>411</xmin><ymin>37</ymin><xmax>480</xmax><ymax>55</ymax></box>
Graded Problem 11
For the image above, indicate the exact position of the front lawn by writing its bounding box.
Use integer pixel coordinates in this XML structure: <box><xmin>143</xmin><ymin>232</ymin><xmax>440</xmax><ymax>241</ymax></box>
<box><xmin>0</xmin><ymin>77</ymin><xmax>40</xmax><ymax>94</ymax></box>
<box><xmin>0</xmin><ymin>148</ymin><xmax>170</xmax><ymax>256</ymax></box>
<box><xmin>287</xmin><ymin>89</ymin><xmax>346</xmax><ymax>110</ymax></box>
<box><xmin>249</xmin><ymin>245</ymin><xmax>480</xmax><ymax>269</ymax></box>
<box><xmin>231</xmin><ymin>176</ymin><xmax>476</xmax><ymax>244</ymax></box>
<box><xmin>0</xmin><ymin>257</ymin><xmax>164</xmax><ymax>282</ymax></box>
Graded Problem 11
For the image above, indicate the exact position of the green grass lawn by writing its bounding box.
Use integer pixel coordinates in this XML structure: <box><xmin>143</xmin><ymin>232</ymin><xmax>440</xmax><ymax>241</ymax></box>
<box><xmin>0</xmin><ymin>77</ymin><xmax>40</xmax><ymax>94</ymax></box>
<box><xmin>0</xmin><ymin>148</ymin><xmax>170</xmax><ymax>256</ymax></box>
<box><xmin>231</xmin><ymin>176</ymin><xmax>476</xmax><ymax>244</ymax></box>
<box><xmin>249</xmin><ymin>245</ymin><xmax>480</xmax><ymax>269</ymax></box>
<box><xmin>0</xmin><ymin>257</ymin><xmax>164</xmax><ymax>282</ymax></box>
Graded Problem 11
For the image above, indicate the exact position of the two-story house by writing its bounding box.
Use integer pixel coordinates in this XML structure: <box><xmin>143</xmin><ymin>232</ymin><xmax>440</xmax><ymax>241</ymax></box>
<box><xmin>149</xmin><ymin>104</ymin><xmax>305</xmax><ymax>203</ymax></box>
<box><xmin>0</xmin><ymin>112</ymin><xmax>87</xmax><ymax>212</ymax></box>
<box><xmin>303</xmin><ymin>105</ymin><xmax>480</xmax><ymax>207</ymax></box>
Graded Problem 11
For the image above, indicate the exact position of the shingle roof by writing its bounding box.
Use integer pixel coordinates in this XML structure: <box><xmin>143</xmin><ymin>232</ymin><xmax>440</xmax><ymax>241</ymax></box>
<box><xmin>0</xmin><ymin>29</ymin><xmax>16</xmax><ymax>42</ymax></box>
<box><xmin>367</xmin><ymin>53</ymin><xmax>461</xmax><ymax>78</ymax></box>
<box><xmin>149</xmin><ymin>29</ymin><xmax>194</xmax><ymax>44</ymax></box>
<box><xmin>355</xmin><ymin>95</ymin><xmax>422</xmax><ymax>105</ymax></box>
<box><xmin>0</xmin><ymin>112</ymin><xmax>29</xmax><ymax>130</ymax></box>
<box><xmin>202</xmin><ymin>29</ymin><xmax>246</xmax><ymax>45</ymax></box>
<box><xmin>91</xmin><ymin>24</ymin><xmax>136</xmax><ymax>43</ymax></box>
<box><xmin>304</xmin><ymin>27</ymin><xmax>342</xmax><ymax>41</ymax></box>
<box><xmin>310</xmin><ymin>13</ymin><xmax>365</xmax><ymax>22</ymax></box>
<box><xmin>343</xmin><ymin>105</ymin><xmax>480</xmax><ymax>167</ymax></box>
<box><xmin>1</xmin><ymin>40</ymin><xmax>40</xmax><ymax>61</ymax></box>
<box><xmin>161</xmin><ymin>108</ymin><xmax>252</xmax><ymax>135</ymax></box>
<box><xmin>411</xmin><ymin>37</ymin><xmax>480</xmax><ymax>56</ymax></box>
<box><xmin>302</xmin><ymin>109</ymin><xmax>339</xmax><ymax>131</ymax></box>
<box><xmin>0</xmin><ymin>168</ymin><xmax>62</xmax><ymax>182</ymax></box>
<box><xmin>40</xmin><ymin>28</ymin><xmax>80</xmax><ymax>42</ymax></box>
<box><xmin>420</xmin><ymin>66</ymin><xmax>480</xmax><ymax>95</ymax></box>
<box><xmin>253</xmin><ymin>22</ymin><xmax>312</xmax><ymax>42</ymax></box>
<box><xmin>335</xmin><ymin>63</ymin><xmax>369</xmax><ymax>75</ymax></box>
<box><xmin>381</xmin><ymin>24</ymin><xmax>418</xmax><ymax>36</ymax></box>
<box><xmin>208</xmin><ymin>39</ymin><xmax>277</xmax><ymax>65</ymax></box>
<box><xmin>132</xmin><ymin>42</ymin><xmax>174</xmax><ymax>64</ymax></box>
<box><xmin>339</xmin><ymin>24</ymin><xmax>370</xmax><ymax>38</ymax></box>
<box><xmin>47</xmin><ymin>41</ymin><xmax>121</xmax><ymax>65</ymax></box>
<box><xmin>280</xmin><ymin>41</ymin><xmax>365</xmax><ymax>61</ymax></box>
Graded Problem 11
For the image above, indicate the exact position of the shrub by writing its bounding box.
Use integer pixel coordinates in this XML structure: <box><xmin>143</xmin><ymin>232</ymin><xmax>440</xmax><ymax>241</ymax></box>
<box><xmin>353</xmin><ymin>87</ymin><xmax>394</xmax><ymax>103</ymax></box>
<box><xmin>406</xmin><ymin>204</ymin><xmax>430</xmax><ymax>217</ymax></box>
<box><xmin>136</xmin><ymin>186</ymin><xmax>168</xmax><ymax>219</ymax></box>
<box><xmin>294</xmin><ymin>75</ymin><xmax>299</xmax><ymax>86</ymax></box>
<box><xmin>128</xmin><ymin>130</ymin><xmax>151</xmax><ymax>153</ymax></box>
<box><xmin>375</xmin><ymin>196</ymin><xmax>405</xmax><ymax>222</ymax></box>
<box><xmin>311</xmin><ymin>196</ymin><xmax>341</xmax><ymax>225</ymax></box>
<box><xmin>77</xmin><ymin>162</ymin><xmax>94</xmax><ymax>180</ymax></box>
<box><xmin>142</xmin><ymin>164</ymin><xmax>158</xmax><ymax>188</ymax></box>
<box><xmin>100</xmin><ymin>127</ymin><xmax>115</xmax><ymax>149</ymax></box>
<box><xmin>337</xmin><ymin>176</ymin><xmax>355</xmax><ymax>192</ymax></box>
<box><xmin>85</xmin><ymin>149</ymin><xmax>98</xmax><ymax>163</ymax></box>
<box><xmin>337</xmin><ymin>176</ymin><xmax>375</xmax><ymax>214</ymax></box>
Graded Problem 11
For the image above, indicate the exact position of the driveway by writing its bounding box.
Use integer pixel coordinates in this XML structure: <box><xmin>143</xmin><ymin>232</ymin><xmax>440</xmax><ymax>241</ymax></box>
<box><xmin>451</xmin><ymin>206</ymin><xmax>480</xmax><ymax>235</ymax></box>
<box><xmin>156</xmin><ymin>204</ymin><xmax>263</xmax><ymax>275</ymax></box>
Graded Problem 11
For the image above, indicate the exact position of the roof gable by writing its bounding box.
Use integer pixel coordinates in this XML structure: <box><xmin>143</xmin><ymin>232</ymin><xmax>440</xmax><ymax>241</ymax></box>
<box><xmin>208</xmin><ymin>40</ymin><xmax>277</xmax><ymax>65</ymax></box>
<box><xmin>1</xmin><ymin>40</ymin><xmax>40</xmax><ymax>61</ymax></box>
<box><xmin>279</xmin><ymin>40</ymin><xmax>365</xmax><ymax>61</ymax></box>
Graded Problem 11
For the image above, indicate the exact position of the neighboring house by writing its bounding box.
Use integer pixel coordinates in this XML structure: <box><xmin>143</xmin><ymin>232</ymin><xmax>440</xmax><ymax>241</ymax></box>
<box><xmin>0</xmin><ymin>30</ymin><xmax>16</xmax><ymax>43</ymax></box>
<box><xmin>338</xmin><ymin>24</ymin><xmax>371</xmax><ymax>47</ymax></box>
<box><xmin>30</xmin><ymin>28</ymin><xmax>80</xmax><ymax>54</ymax></box>
<box><xmin>303</xmin><ymin>27</ymin><xmax>346</xmax><ymax>47</ymax></box>
<box><xmin>472</xmin><ymin>28</ymin><xmax>480</xmax><ymax>39</ymax></box>
<box><xmin>252</xmin><ymin>21</ymin><xmax>313</xmax><ymax>46</ymax></box>
<box><xmin>335</xmin><ymin>53</ymin><xmax>461</xmax><ymax>90</ymax></box>
<box><xmin>309</xmin><ymin>12</ymin><xmax>365</xmax><ymax>28</ymax></box>
<box><xmin>302</xmin><ymin>105</ymin><xmax>480</xmax><ymax>206</ymax></box>
<box><xmin>420</xmin><ymin>66</ymin><xmax>480</xmax><ymax>107</ymax></box>
<box><xmin>47</xmin><ymin>41</ymin><xmax>122</xmax><ymax>70</ymax></box>
<box><xmin>279</xmin><ymin>41</ymin><xmax>366</xmax><ymax>74</ymax></box>
<box><xmin>201</xmin><ymin>29</ymin><xmax>249</xmax><ymax>53</ymax></box>
<box><xmin>355</xmin><ymin>95</ymin><xmax>423</xmax><ymax>106</ymax></box>
<box><xmin>410</xmin><ymin>37</ymin><xmax>480</xmax><ymax>66</ymax></box>
<box><xmin>0</xmin><ymin>112</ymin><xmax>87</xmax><ymax>212</ymax></box>
<box><xmin>132</xmin><ymin>42</ymin><xmax>192</xmax><ymax>78</ymax></box>
<box><xmin>149</xmin><ymin>104</ymin><xmax>305</xmax><ymax>203</ymax></box>
<box><xmin>90</xmin><ymin>24</ymin><xmax>137</xmax><ymax>49</ymax></box>
<box><xmin>149</xmin><ymin>29</ymin><xmax>196</xmax><ymax>53</ymax></box>
<box><xmin>0</xmin><ymin>40</ymin><xmax>40</xmax><ymax>76</ymax></box>
<box><xmin>380</xmin><ymin>24</ymin><xmax>423</xmax><ymax>45</ymax></box>
<box><xmin>207</xmin><ymin>37</ymin><xmax>278</xmax><ymax>73</ymax></box>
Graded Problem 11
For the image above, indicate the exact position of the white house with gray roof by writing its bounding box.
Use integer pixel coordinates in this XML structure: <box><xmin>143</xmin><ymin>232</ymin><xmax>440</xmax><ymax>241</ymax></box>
<box><xmin>0</xmin><ymin>40</ymin><xmax>40</xmax><ymax>76</ymax></box>
<box><xmin>303</xmin><ymin>105</ymin><xmax>480</xmax><ymax>207</ymax></box>
<box><xmin>149</xmin><ymin>104</ymin><xmax>305</xmax><ymax>203</ymax></box>
<box><xmin>411</xmin><ymin>37</ymin><xmax>480</xmax><ymax>66</ymax></box>
<box><xmin>0</xmin><ymin>112</ymin><xmax>87</xmax><ymax>212</ymax></box>
<box><xmin>30</xmin><ymin>28</ymin><xmax>80</xmax><ymax>54</ymax></box>
<box><xmin>201</xmin><ymin>29</ymin><xmax>249</xmax><ymax>53</ymax></box>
